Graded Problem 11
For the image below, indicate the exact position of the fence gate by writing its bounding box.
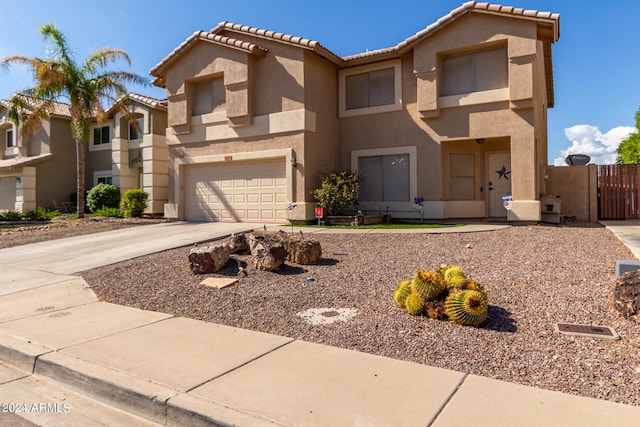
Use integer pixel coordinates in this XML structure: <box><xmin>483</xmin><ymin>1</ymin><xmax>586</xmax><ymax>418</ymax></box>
<box><xmin>598</xmin><ymin>164</ymin><xmax>640</xmax><ymax>219</ymax></box>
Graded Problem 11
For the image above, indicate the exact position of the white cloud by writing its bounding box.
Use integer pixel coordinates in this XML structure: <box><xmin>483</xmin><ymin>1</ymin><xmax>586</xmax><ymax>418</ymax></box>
<box><xmin>553</xmin><ymin>124</ymin><xmax>635</xmax><ymax>166</ymax></box>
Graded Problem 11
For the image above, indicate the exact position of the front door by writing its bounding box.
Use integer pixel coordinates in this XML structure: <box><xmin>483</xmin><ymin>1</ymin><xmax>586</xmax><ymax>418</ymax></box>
<box><xmin>487</xmin><ymin>152</ymin><xmax>511</xmax><ymax>217</ymax></box>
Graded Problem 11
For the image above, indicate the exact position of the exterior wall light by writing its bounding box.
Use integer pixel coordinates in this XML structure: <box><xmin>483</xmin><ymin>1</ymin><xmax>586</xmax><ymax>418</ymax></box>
<box><xmin>291</xmin><ymin>153</ymin><xmax>297</xmax><ymax>167</ymax></box>
<box><xmin>475</xmin><ymin>138</ymin><xmax>485</xmax><ymax>144</ymax></box>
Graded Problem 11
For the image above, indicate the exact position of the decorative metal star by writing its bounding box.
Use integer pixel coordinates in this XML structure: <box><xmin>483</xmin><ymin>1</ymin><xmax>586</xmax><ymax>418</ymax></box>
<box><xmin>496</xmin><ymin>165</ymin><xmax>511</xmax><ymax>180</ymax></box>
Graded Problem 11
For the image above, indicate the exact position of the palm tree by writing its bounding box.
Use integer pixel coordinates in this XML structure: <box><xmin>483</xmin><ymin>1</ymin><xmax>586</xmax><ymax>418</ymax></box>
<box><xmin>0</xmin><ymin>23</ymin><xmax>148</xmax><ymax>217</ymax></box>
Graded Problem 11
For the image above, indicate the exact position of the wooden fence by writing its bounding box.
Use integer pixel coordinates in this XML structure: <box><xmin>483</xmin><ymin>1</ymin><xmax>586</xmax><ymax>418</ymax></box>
<box><xmin>598</xmin><ymin>164</ymin><xmax>640</xmax><ymax>219</ymax></box>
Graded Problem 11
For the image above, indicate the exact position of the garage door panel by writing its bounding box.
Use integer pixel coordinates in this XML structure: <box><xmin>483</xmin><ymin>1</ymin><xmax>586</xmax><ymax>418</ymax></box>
<box><xmin>185</xmin><ymin>160</ymin><xmax>287</xmax><ymax>223</ymax></box>
<box><xmin>0</xmin><ymin>177</ymin><xmax>17</xmax><ymax>211</ymax></box>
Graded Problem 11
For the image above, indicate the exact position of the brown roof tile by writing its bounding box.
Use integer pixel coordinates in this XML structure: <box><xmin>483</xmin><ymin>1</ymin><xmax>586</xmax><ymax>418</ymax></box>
<box><xmin>0</xmin><ymin>96</ymin><xmax>72</xmax><ymax>118</ymax></box>
<box><xmin>150</xmin><ymin>29</ymin><xmax>269</xmax><ymax>82</ymax></box>
<box><xmin>0</xmin><ymin>152</ymin><xmax>53</xmax><ymax>170</ymax></box>
<box><xmin>149</xmin><ymin>2</ymin><xmax>559</xmax><ymax>83</ymax></box>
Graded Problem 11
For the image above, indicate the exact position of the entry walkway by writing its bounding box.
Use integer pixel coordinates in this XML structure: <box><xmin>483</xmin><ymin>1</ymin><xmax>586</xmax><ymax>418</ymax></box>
<box><xmin>0</xmin><ymin>221</ymin><xmax>638</xmax><ymax>426</ymax></box>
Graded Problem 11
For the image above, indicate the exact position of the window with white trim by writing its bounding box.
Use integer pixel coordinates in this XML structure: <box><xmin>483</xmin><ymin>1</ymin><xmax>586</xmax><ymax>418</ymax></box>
<box><xmin>97</xmin><ymin>176</ymin><xmax>113</xmax><ymax>185</ymax></box>
<box><xmin>441</xmin><ymin>47</ymin><xmax>508</xmax><ymax>96</ymax></box>
<box><xmin>339</xmin><ymin>60</ymin><xmax>402</xmax><ymax>117</ymax></box>
<box><xmin>93</xmin><ymin>125</ymin><xmax>110</xmax><ymax>145</ymax></box>
<box><xmin>6</xmin><ymin>129</ymin><xmax>14</xmax><ymax>148</ymax></box>
<box><xmin>358</xmin><ymin>154</ymin><xmax>410</xmax><ymax>202</ymax></box>
<box><xmin>129</xmin><ymin>117</ymin><xmax>144</xmax><ymax>141</ymax></box>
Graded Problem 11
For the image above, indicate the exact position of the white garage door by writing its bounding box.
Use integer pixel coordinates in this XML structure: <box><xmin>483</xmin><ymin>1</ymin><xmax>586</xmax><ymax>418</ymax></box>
<box><xmin>184</xmin><ymin>160</ymin><xmax>288</xmax><ymax>222</ymax></box>
<box><xmin>0</xmin><ymin>177</ymin><xmax>16</xmax><ymax>211</ymax></box>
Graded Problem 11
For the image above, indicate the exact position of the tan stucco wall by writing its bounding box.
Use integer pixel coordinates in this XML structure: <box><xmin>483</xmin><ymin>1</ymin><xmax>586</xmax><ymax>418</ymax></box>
<box><xmin>85</xmin><ymin>149</ymin><xmax>112</xmax><ymax>190</ymax></box>
<box><xmin>544</xmin><ymin>164</ymin><xmax>598</xmax><ymax>222</ymax></box>
<box><xmin>301</xmin><ymin>50</ymin><xmax>339</xmax><ymax>216</ymax></box>
<box><xmin>35</xmin><ymin>117</ymin><xmax>76</xmax><ymax>208</ymax></box>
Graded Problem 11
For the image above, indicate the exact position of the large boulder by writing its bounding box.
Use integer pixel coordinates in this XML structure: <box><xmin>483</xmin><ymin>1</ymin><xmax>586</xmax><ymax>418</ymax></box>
<box><xmin>189</xmin><ymin>242</ymin><xmax>230</xmax><ymax>274</ymax></box>
<box><xmin>610</xmin><ymin>270</ymin><xmax>640</xmax><ymax>322</ymax></box>
<box><xmin>226</xmin><ymin>232</ymin><xmax>249</xmax><ymax>254</ymax></box>
<box><xmin>283</xmin><ymin>236</ymin><xmax>322</xmax><ymax>265</ymax></box>
<box><xmin>247</xmin><ymin>232</ymin><xmax>288</xmax><ymax>271</ymax></box>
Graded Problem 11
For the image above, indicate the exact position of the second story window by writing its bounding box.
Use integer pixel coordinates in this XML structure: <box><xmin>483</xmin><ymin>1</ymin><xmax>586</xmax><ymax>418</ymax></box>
<box><xmin>6</xmin><ymin>129</ymin><xmax>14</xmax><ymax>148</ymax></box>
<box><xmin>339</xmin><ymin>60</ymin><xmax>402</xmax><ymax>117</ymax></box>
<box><xmin>441</xmin><ymin>46</ymin><xmax>508</xmax><ymax>96</ymax></box>
<box><xmin>345</xmin><ymin>67</ymin><xmax>395</xmax><ymax>110</ymax></box>
<box><xmin>129</xmin><ymin>118</ymin><xmax>144</xmax><ymax>141</ymax></box>
<box><xmin>93</xmin><ymin>125</ymin><xmax>110</xmax><ymax>145</ymax></box>
<box><xmin>192</xmin><ymin>77</ymin><xmax>226</xmax><ymax>116</ymax></box>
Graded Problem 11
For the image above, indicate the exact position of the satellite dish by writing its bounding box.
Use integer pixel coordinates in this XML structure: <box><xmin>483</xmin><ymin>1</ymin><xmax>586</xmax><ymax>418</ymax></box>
<box><xmin>565</xmin><ymin>154</ymin><xmax>591</xmax><ymax>166</ymax></box>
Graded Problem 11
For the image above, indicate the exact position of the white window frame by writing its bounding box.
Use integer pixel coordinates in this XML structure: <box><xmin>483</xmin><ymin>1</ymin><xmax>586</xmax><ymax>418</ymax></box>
<box><xmin>339</xmin><ymin>60</ymin><xmax>402</xmax><ymax>118</ymax></box>
<box><xmin>93</xmin><ymin>170</ymin><xmax>113</xmax><ymax>186</ymax></box>
<box><xmin>129</xmin><ymin>117</ymin><xmax>144</xmax><ymax>141</ymax></box>
<box><xmin>6</xmin><ymin>128</ymin><xmax>14</xmax><ymax>148</ymax></box>
<box><xmin>351</xmin><ymin>146</ymin><xmax>417</xmax><ymax>208</ymax></box>
<box><xmin>89</xmin><ymin>123</ymin><xmax>112</xmax><ymax>152</ymax></box>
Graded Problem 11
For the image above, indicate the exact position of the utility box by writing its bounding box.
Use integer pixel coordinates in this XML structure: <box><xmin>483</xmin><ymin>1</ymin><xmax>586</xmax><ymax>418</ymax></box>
<box><xmin>541</xmin><ymin>195</ymin><xmax>561</xmax><ymax>224</ymax></box>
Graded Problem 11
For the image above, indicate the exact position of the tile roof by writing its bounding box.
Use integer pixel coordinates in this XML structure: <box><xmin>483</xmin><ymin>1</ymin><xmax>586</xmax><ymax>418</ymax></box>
<box><xmin>211</xmin><ymin>21</ymin><xmax>343</xmax><ymax>64</ymax></box>
<box><xmin>348</xmin><ymin>1</ymin><xmax>560</xmax><ymax>61</ymax></box>
<box><xmin>0</xmin><ymin>96</ymin><xmax>72</xmax><ymax>118</ymax></box>
<box><xmin>150</xmin><ymin>1</ymin><xmax>559</xmax><ymax>84</ymax></box>
<box><xmin>150</xmin><ymin>30</ymin><xmax>270</xmax><ymax>85</ymax></box>
<box><xmin>0</xmin><ymin>152</ymin><xmax>53</xmax><ymax>171</ymax></box>
<box><xmin>106</xmin><ymin>93</ymin><xmax>168</xmax><ymax>114</ymax></box>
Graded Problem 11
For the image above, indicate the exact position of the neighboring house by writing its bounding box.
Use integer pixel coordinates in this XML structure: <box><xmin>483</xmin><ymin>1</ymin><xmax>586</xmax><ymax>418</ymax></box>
<box><xmin>0</xmin><ymin>97</ymin><xmax>76</xmax><ymax>212</ymax></box>
<box><xmin>0</xmin><ymin>93</ymin><xmax>169</xmax><ymax>215</ymax></box>
<box><xmin>87</xmin><ymin>93</ymin><xmax>169</xmax><ymax>215</ymax></box>
<box><xmin>150</xmin><ymin>1</ymin><xmax>560</xmax><ymax>223</ymax></box>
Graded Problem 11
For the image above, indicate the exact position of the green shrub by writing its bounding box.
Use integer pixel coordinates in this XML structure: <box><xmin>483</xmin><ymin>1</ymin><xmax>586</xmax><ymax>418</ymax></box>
<box><xmin>94</xmin><ymin>206</ymin><xmax>124</xmax><ymax>218</ymax></box>
<box><xmin>312</xmin><ymin>170</ymin><xmax>363</xmax><ymax>215</ymax></box>
<box><xmin>0</xmin><ymin>210</ymin><xmax>24</xmax><ymax>221</ymax></box>
<box><xmin>23</xmin><ymin>207</ymin><xmax>60</xmax><ymax>221</ymax></box>
<box><xmin>87</xmin><ymin>184</ymin><xmax>120</xmax><ymax>213</ymax></box>
<box><xmin>121</xmin><ymin>188</ymin><xmax>148</xmax><ymax>217</ymax></box>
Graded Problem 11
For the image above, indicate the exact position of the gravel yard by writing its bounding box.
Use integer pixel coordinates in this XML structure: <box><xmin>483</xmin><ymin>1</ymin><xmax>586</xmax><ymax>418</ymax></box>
<box><xmin>81</xmin><ymin>223</ymin><xmax>640</xmax><ymax>407</ymax></box>
<box><xmin>0</xmin><ymin>217</ymin><xmax>166</xmax><ymax>249</ymax></box>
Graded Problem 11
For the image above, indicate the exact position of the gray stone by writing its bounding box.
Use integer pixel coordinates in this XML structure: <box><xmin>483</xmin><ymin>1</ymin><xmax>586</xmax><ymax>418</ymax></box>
<box><xmin>189</xmin><ymin>243</ymin><xmax>230</xmax><ymax>274</ymax></box>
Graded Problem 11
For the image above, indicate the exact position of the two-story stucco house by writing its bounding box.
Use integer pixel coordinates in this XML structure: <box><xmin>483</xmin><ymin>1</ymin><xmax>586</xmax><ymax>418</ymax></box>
<box><xmin>88</xmin><ymin>93</ymin><xmax>169</xmax><ymax>215</ymax></box>
<box><xmin>0</xmin><ymin>97</ymin><xmax>76</xmax><ymax>212</ymax></box>
<box><xmin>151</xmin><ymin>1</ymin><xmax>560</xmax><ymax>223</ymax></box>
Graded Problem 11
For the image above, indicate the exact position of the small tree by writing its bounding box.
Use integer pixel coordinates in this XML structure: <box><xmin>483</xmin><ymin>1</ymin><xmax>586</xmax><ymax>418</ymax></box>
<box><xmin>121</xmin><ymin>188</ymin><xmax>148</xmax><ymax>217</ymax></box>
<box><xmin>312</xmin><ymin>170</ymin><xmax>363</xmax><ymax>215</ymax></box>
<box><xmin>87</xmin><ymin>183</ymin><xmax>120</xmax><ymax>213</ymax></box>
<box><xmin>616</xmin><ymin>108</ymin><xmax>640</xmax><ymax>164</ymax></box>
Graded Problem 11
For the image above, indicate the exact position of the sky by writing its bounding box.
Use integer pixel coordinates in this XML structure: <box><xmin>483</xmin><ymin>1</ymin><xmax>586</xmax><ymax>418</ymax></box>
<box><xmin>1</xmin><ymin>0</ymin><xmax>638</xmax><ymax>165</ymax></box>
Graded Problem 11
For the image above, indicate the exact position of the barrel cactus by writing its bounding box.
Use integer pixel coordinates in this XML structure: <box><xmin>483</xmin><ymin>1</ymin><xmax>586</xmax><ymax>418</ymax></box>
<box><xmin>410</xmin><ymin>270</ymin><xmax>443</xmax><ymax>301</ymax></box>
<box><xmin>447</xmin><ymin>275</ymin><xmax>467</xmax><ymax>290</ymax></box>
<box><xmin>444</xmin><ymin>290</ymin><xmax>488</xmax><ymax>326</ymax></box>
<box><xmin>394</xmin><ymin>280</ymin><xmax>412</xmax><ymax>308</ymax></box>
<box><xmin>405</xmin><ymin>293</ymin><xmax>425</xmax><ymax>316</ymax></box>
<box><xmin>443</xmin><ymin>266</ymin><xmax>466</xmax><ymax>286</ymax></box>
<box><xmin>465</xmin><ymin>281</ymin><xmax>488</xmax><ymax>301</ymax></box>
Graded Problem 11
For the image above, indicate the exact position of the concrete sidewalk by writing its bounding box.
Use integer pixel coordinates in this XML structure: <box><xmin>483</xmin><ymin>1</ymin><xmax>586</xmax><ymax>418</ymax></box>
<box><xmin>1</xmin><ymin>221</ymin><xmax>639</xmax><ymax>426</ymax></box>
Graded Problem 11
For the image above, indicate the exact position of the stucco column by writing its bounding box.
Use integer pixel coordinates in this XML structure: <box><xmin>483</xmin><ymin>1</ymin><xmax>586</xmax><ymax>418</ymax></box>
<box><xmin>509</xmin><ymin>129</ymin><xmax>541</xmax><ymax>221</ymax></box>
<box><xmin>142</xmin><ymin>134</ymin><xmax>169</xmax><ymax>215</ymax></box>
<box><xmin>15</xmin><ymin>166</ymin><xmax>36</xmax><ymax>212</ymax></box>
<box><xmin>112</xmin><ymin>136</ymin><xmax>138</xmax><ymax>196</ymax></box>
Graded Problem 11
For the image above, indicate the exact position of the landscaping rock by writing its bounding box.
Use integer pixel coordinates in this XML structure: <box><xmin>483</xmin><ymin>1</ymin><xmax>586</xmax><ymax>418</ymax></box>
<box><xmin>610</xmin><ymin>269</ymin><xmax>640</xmax><ymax>322</ymax></box>
<box><xmin>247</xmin><ymin>232</ymin><xmax>288</xmax><ymax>271</ymax></box>
<box><xmin>226</xmin><ymin>232</ymin><xmax>249</xmax><ymax>254</ymax></box>
<box><xmin>283</xmin><ymin>236</ymin><xmax>322</xmax><ymax>265</ymax></box>
<box><xmin>188</xmin><ymin>242</ymin><xmax>230</xmax><ymax>274</ymax></box>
